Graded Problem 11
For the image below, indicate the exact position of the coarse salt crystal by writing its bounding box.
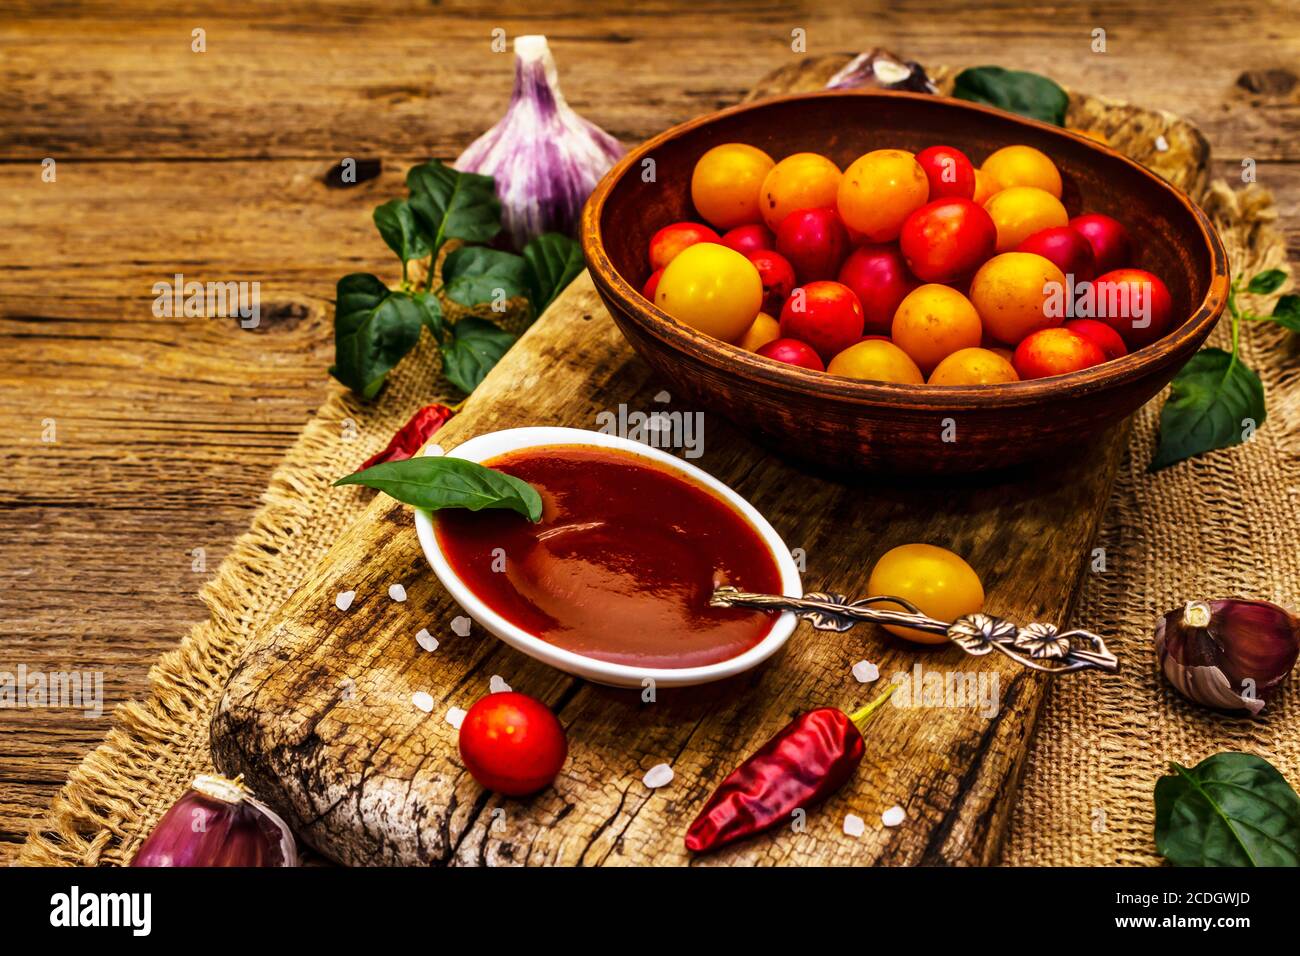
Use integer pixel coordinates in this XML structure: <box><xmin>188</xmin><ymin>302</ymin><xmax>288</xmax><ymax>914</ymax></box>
<box><xmin>489</xmin><ymin>675</ymin><xmax>512</xmax><ymax>694</ymax></box>
<box><xmin>843</xmin><ymin>813</ymin><xmax>866</xmax><ymax>837</ymax></box>
<box><xmin>445</xmin><ymin>706</ymin><xmax>468</xmax><ymax>729</ymax></box>
<box><xmin>1155</xmin><ymin>135</ymin><xmax>1169</xmax><ymax>152</ymax></box>
<box><xmin>416</xmin><ymin>628</ymin><xmax>439</xmax><ymax>652</ymax></box>
<box><xmin>881</xmin><ymin>805</ymin><xmax>906</xmax><ymax>827</ymax></box>
<box><xmin>335</xmin><ymin>590</ymin><xmax>356</xmax><ymax>611</ymax></box>
<box><xmin>389</xmin><ymin>583</ymin><xmax>407</xmax><ymax>602</ymax></box>
<box><xmin>411</xmin><ymin>691</ymin><xmax>434</xmax><ymax>713</ymax></box>
<box><xmin>852</xmin><ymin>659</ymin><xmax>880</xmax><ymax>683</ymax></box>
<box><xmin>450</xmin><ymin>615</ymin><xmax>472</xmax><ymax>637</ymax></box>
<box><xmin>643</xmin><ymin>763</ymin><xmax>674</xmax><ymax>788</ymax></box>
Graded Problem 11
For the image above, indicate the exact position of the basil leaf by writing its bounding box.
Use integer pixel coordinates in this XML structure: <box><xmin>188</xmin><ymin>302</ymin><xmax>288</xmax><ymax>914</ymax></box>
<box><xmin>1246</xmin><ymin>268</ymin><xmax>1287</xmax><ymax>294</ymax></box>
<box><xmin>440</xmin><ymin>317</ymin><xmax>516</xmax><ymax>394</ymax></box>
<box><xmin>1272</xmin><ymin>293</ymin><xmax>1300</xmax><ymax>332</ymax></box>
<box><xmin>523</xmin><ymin>232</ymin><xmax>585</xmax><ymax>314</ymax></box>
<box><xmin>406</xmin><ymin>161</ymin><xmax>501</xmax><ymax>254</ymax></box>
<box><xmin>373</xmin><ymin>199</ymin><xmax>431</xmax><ymax>265</ymax></box>
<box><xmin>442</xmin><ymin>246</ymin><xmax>531</xmax><ymax>307</ymax></box>
<box><xmin>334</xmin><ymin>455</ymin><xmax>542</xmax><ymax>522</ymax></box>
<box><xmin>952</xmin><ymin>66</ymin><xmax>1069</xmax><ymax>126</ymax></box>
<box><xmin>414</xmin><ymin>289</ymin><xmax>444</xmax><ymax>342</ymax></box>
<box><xmin>330</xmin><ymin>274</ymin><xmax>436</xmax><ymax>399</ymax></box>
<box><xmin>1150</xmin><ymin>348</ymin><xmax>1266</xmax><ymax>471</ymax></box>
<box><xmin>1155</xmin><ymin>753</ymin><xmax>1300</xmax><ymax>867</ymax></box>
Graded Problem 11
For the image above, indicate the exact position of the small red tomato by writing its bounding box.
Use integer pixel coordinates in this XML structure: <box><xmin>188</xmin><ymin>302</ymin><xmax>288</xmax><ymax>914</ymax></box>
<box><xmin>721</xmin><ymin>223</ymin><xmax>776</xmax><ymax>256</ymax></box>
<box><xmin>837</xmin><ymin>244</ymin><xmax>919</xmax><ymax>335</ymax></box>
<box><xmin>746</xmin><ymin>249</ymin><xmax>797</xmax><ymax>315</ymax></box>
<box><xmin>648</xmin><ymin>222</ymin><xmax>721</xmax><ymax>271</ymax></box>
<box><xmin>775</xmin><ymin>207</ymin><xmax>849</xmax><ymax>282</ymax></box>
<box><xmin>1065</xmin><ymin>318</ymin><xmax>1127</xmax><ymax>361</ymax></box>
<box><xmin>458</xmin><ymin>692</ymin><xmax>568</xmax><ymax>796</ymax></box>
<box><xmin>1068</xmin><ymin>213</ymin><xmax>1132</xmax><ymax>274</ymax></box>
<box><xmin>779</xmin><ymin>280</ymin><xmax>865</xmax><ymax>361</ymax></box>
<box><xmin>899</xmin><ymin>198</ymin><xmax>997</xmax><ymax>283</ymax></box>
<box><xmin>1092</xmin><ymin>268</ymin><xmax>1174</xmax><ymax>349</ymax></box>
<box><xmin>1013</xmin><ymin>327</ymin><xmax>1107</xmax><ymax>379</ymax></box>
<box><xmin>1017</xmin><ymin>226</ymin><xmax>1097</xmax><ymax>282</ymax></box>
<box><xmin>915</xmin><ymin>145</ymin><xmax>977</xmax><ymax>200</ymax></box>
<box><xmin>756</xmin><ymin>337</ymin><xmax>825</xmax><ymax>371</ymax></box>
<box><xmin>642</xmin><ymin>267</ymin><xmax>664</xmax><ymax>301</ymax></box>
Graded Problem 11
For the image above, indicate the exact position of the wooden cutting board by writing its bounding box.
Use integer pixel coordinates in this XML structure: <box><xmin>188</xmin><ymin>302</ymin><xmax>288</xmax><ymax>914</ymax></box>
<box><xmin>210</xmin><ymin>269</ymin><xmax>1125</xmax><ymax>866</ymax></box>
<box><xmin>211</xmin><ymin>59</ymin><xmax>1210</xmax><ymax>866</ymax></box>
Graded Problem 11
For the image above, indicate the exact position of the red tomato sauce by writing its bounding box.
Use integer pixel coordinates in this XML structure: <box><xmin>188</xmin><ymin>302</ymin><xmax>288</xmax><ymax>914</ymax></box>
<box><xmin>434</xmin><ymin>445</ymin><xmax>782</xmax><ymax>669</ymax></box>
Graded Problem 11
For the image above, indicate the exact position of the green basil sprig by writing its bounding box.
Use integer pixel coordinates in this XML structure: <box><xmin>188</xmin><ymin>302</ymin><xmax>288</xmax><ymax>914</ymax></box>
<box><xmin>330</xmin><ymin>160</ymin><xmax>583</xmax><ymax>400</ymax></box>
<box><xmin>1152</xmin><ymin>267</ymin><xmax>1292</xmax><ymax>470</ymax></box>
<box><xmin>335</xmin><ymin>455</ymin><xmax>542</xmax><ymax>522</ymax></box>
<box><xmin>952</xmin><ymin>66</ymin><xmax>1069</xmax><ymax>126</ymax></box>
<box><xmin>1155</xmin><ymin>752</ymin><xmax>1300</xmax><ymax>867</ymax></box>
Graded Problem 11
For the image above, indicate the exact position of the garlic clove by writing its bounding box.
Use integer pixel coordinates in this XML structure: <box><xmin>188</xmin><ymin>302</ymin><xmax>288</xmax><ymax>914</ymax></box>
<box><xmin>131</xmin><ymin>774</ymin><xmax>298</xmax><ymax>867</ymax></box>
<box><xmin>1155</xmin><ymin>598</ymin><xmax>1300</xmax><ymax>715</ymax></box>
<box><xmin>455</xmin><ymin>34</ymin><xmax>624</xmax><ymax>251</ymax></box>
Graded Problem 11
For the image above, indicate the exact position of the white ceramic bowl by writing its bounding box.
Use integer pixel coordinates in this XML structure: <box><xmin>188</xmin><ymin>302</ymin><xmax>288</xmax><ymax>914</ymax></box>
<box><xmin>413</xmin><ymin>426</ymin><xmax>803</xmax><ymax>688</ymax></box>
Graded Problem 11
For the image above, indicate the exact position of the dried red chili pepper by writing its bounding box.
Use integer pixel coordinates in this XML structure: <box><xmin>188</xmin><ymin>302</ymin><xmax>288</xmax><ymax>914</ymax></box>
<box><xmin>360</xmin><ymin>403</ymin><xmax>455</xmax><ymax>469</ymax></box>
<box><xmin>684</xmin><ymin>683</ymin><xmax>896</xmax><ymax>854</ymax></box>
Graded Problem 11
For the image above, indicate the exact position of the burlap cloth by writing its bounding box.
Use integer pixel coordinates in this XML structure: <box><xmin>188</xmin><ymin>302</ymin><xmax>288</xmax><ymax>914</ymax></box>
<box><xmin>18</xmin><ymin>94</ymin><xmax>1298</xmax><ymax>867</ymax></box>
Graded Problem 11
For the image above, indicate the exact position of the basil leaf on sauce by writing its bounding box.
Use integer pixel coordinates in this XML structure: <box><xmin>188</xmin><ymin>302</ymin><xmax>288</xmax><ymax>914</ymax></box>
<box><xmin>1150</xmin><ymin>348</ymin><xmax>1266</xmax><ymax>470</ymax></box>
<box><xmin>1154</xmin><ymin>753</ymin><xmax>1300</xmax><ymax>867</ymax></box>
<box><xmin>952</xmin><ymin>66</ymin><xmax>1069</xmax><ymax>126</ymax></box>
<box><xmin>334</xmin><ymin>455</ymin><xmax>542</xmax><ymax>522</ymax></box>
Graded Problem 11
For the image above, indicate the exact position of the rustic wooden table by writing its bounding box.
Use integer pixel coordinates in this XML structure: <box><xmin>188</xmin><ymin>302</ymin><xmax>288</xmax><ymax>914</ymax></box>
<box><xmin>2</xmin><ymin>0</ymin><xmax>1297</xmax><ymax>864</ymax></box>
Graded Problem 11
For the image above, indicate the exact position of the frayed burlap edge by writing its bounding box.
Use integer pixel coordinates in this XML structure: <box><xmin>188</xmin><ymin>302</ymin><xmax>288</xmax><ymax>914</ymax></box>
<box><xmin>17</xmin><ymin>333</ymin><xmax>457</xmax><ymax>866</ymax></box>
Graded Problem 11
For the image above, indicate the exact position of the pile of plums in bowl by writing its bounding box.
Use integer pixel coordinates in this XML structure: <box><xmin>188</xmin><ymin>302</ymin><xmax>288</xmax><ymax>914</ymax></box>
<box><xmin>581</xmin><ymin>91</ymin><xmax>1228</xmax><ymax>474</ymax></box>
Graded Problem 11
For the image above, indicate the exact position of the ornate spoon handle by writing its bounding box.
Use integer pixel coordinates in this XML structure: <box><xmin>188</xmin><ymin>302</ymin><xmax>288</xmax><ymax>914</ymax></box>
<box><xmin>711</xmin><ymin>588</ymin><xmax>1119</xmax><ymax>675</ymax></box>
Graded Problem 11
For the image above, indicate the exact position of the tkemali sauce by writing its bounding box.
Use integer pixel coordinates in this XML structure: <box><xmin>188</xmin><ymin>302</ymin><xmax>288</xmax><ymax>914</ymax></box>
<box><xmin>434</xmin><ymin>445</ymin><xmax>782</xmax><ymax>669</ymax></box>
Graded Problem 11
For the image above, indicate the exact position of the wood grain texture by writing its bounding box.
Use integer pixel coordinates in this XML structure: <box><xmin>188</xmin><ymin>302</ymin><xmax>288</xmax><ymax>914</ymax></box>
<box><xmin>3</xmin><ymin>0</ymin><xmax>1299</xmax><ymax>863</ymax></box>
<box><xmin>210</xmin><ymin>271</ymin><xmax>1120</xmax><ymax>866</ymax></box>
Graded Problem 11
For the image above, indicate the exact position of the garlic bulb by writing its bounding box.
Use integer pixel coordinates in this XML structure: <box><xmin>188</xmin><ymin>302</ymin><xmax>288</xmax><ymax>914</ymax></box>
<box><xmin>1155</xmin><ymin>599</ymin><xmax>1300</xmax><ymax>715</ymax></box>
<box><xmin>825</xmin><ymin>49</ymin><xmax>937</xmax><ymax>94</ymax></box>
<box><xmin>456</xmin><ymin>35</ymin><xmax>624</xmax><ymax>251</ymax></box>
<box><xmin>131</xmin><ymin>774</ymin><xmax>298</xmax><ymax>867</ymax></box>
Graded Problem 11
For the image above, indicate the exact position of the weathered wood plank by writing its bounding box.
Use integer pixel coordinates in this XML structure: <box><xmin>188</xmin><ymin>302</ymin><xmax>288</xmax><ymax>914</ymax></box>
<box><xmin>210</xmin><ymin>272</ymin><xmax>1123</xmax><ymax>866</ymax></box>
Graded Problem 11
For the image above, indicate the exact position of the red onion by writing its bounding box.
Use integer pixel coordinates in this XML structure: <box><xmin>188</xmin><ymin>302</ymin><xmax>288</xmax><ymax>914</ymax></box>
<box><xmin>131</xmin><ymin>774</ymin><xmax>298</xmax><ymax>867</ymax></box>
<box><xmin>1155</xmin><ymin>599</ymin><xmax>1300</xmax><ymax>715</ymax></box>
<box><xmin>455</xmin><ymin>35</ymin><xmax>624</xmax><ymax>251</ymax></box>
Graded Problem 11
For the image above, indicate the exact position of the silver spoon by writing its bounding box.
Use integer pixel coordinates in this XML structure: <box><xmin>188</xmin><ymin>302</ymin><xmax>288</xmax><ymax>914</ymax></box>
<box><xmin>710</xmin><ymin>587</ymin><xmax>1119</xmax><ymax>675</ymax></box>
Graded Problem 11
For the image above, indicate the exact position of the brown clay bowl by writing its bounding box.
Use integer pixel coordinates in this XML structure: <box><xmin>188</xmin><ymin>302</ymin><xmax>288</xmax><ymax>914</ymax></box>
<box><xmin>580</xmin><ymin>89</ymin><xmax>1229</xmax><ymax>475</ymax></box>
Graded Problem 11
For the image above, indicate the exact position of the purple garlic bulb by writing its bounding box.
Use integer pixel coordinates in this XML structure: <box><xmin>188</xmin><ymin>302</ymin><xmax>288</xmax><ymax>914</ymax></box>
<box><xmin>455</xmin><ymin>35</ymin><xmax>624</xmax><ymax>251</ymax></box>
<box><xmin>825</xmin><ymin>49</ymin><xmax>937</xmax><ymax>94</ymax></box>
